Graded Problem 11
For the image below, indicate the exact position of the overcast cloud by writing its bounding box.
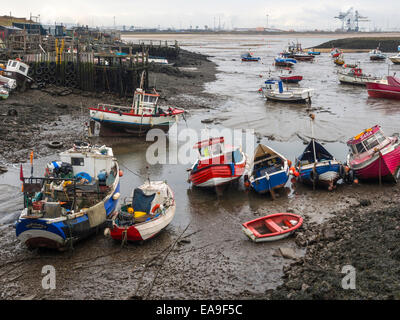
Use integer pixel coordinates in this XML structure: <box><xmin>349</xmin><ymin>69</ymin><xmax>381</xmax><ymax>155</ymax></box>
<box><xmin>1</xmin><ymin>0</ymin><xmax>399</xmax><ymax>31</ymax></box>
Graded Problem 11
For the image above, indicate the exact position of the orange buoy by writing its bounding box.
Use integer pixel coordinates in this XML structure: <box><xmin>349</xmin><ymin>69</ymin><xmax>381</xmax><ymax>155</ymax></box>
<box><xmin>119</xmin><ymin>170</ymin><xmax>123</xmax><ymax>177</ymax></box>
<box><xmin>287</xmin><ymin>160</ymin><xmax>292</xmax><ymax>167</ymax></box>
<box><xmin>353</xmin><ymin>178</ymin><xmax>359</xmax><ymax>184</ymax></box>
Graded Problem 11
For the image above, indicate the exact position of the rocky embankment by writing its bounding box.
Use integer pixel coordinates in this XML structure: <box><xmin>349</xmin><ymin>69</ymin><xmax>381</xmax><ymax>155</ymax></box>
<box><xmin>266</xmin><ymin>197</ymin><xmax>400</xmax><ymax>300</ymax></box>
<box><xmin>314</xmin><ymin>37</ymin><xmax>400</xmax><ymax>52</ymax></box>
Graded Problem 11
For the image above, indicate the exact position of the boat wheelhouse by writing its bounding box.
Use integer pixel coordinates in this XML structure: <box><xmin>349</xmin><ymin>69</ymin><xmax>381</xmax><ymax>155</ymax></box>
<box><xmin>347</xmin><ymin>125</ymin><xmax>400</xmax><ymax>181</ymax></box>
<box><xmin>89</xmin><ymin>88</ymin><xmax>185</xmax><ymax>136</ymax></box>
<box><xmin>16</xmin><ymin>143</ymin><xmax>121</xmax><ymax>250</ymax></box>
<box><xmin>188</xmin><ymin>137</ymin><xmax>247</xmax><ymax>188</ymax></box>
<box><xmin>338</xmin><ymin>66</ymin><xmax>382</xmax><ymax>86</ymax></box>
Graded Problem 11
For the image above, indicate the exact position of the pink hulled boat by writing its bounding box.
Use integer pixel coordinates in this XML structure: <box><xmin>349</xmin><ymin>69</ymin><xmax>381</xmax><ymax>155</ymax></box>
<box><xmin>347</xmin><ymin>125</ymin><xmax>400</xmax><ymax>181</ymax></box>
<box><xmin>365</xmin><ymin>76</ymin><xmax>400</xmax><ymax>100</ymax></box>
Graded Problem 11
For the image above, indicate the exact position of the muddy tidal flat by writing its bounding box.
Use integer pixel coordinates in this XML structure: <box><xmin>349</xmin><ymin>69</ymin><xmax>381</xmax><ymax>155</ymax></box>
<box><xmin>1</xmin><ymin>33</ymin><xmax>400</xmax><ymax>300</ymax></box>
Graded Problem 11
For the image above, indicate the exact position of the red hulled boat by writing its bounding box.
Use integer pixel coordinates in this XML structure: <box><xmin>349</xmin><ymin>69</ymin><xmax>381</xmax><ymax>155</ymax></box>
<box><xmin>242</xmin><ymin>213</ymin><xmax>303</xmax><ymax>242</ymax></box>
<box><xmin>365</xmin><ymin>76</ymin><xmax>400</xmax><ymax>100</ymax></box>
<box><xmin>347</xmin><ymin>125</ymin><xmax>400</xmax><ymax>181</ymax></box>
<box><xmin>188</xmin><ymin>137</ymin><xmax>247</xmax><ymax>188</ymax></box>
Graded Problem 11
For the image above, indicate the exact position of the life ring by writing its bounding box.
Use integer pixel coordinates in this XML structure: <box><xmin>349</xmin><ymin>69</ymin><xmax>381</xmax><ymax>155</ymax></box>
<box><xmin>47</xmin><ymin>141</ymin><xmax>63</xmax><ymax>148</ymax></box>
<box><xmin>151</xmin><ymin>204</ymin><xmax>161</xmax><ymax>213</ymax></box>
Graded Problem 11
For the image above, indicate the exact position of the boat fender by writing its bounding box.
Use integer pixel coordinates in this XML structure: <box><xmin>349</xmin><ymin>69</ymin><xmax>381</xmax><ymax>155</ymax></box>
<box><xmin>119</xmin><ymin>170</ymin><xmax>124</xmax><ymax>177</ymax></box>
<box><xmin>112</xmin><ymin>192</ymin><xmax>120</xmax><ymax>200</ymax></box>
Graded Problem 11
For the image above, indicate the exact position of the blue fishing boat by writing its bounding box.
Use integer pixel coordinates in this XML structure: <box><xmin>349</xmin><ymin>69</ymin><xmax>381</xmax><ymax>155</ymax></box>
<box><xmin>295</xmin><ymin>140</ymin><xmax>342</xmax><ymax>190</ymax></box>
<box><xmin>15</xmin><ymin>143</ymin><xmax>121</xmax><ymax>250</ymax></box>
<box><xmin>274</xmin><ymin>56</ymin><xmax>297</xmax><ymax>67</ymax></box>
<box><xmin>308</xmin><ymin>51</ymin><xmax>320</xmax><ymax>55</ymax></box>
<box><xmin>241</xmin><ymin>52</ymin><xmax>260</xmax><ymax>62</ymax></box>
<box><xmin>246</xmin><ymin>144</ymin><xmax>290</xmax><ymax>197</ymax></box>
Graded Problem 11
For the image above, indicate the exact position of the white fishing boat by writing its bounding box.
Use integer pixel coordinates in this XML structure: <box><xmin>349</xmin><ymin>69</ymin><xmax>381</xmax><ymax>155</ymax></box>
<box><xmin>338</xmin><ymin>66</ymin><xmax>382</xmax><ymax>86</ymax></box>
<box><xmin>262</xmin><ymin>79</ymin><xmax>313</xmax><ymax>103</ymax></box>
<box><xmin>89</xmin><ymin>87</ymin><xmax>185</xmax><ymax>136</ymax></box>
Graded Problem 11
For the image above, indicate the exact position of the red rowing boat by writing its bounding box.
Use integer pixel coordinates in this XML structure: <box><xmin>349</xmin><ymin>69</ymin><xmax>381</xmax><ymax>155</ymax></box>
<box><xmin>242</xmin><ymin>213</ymin><xmax>303</xmax><ymax>242</ymax></box>
<box><xmin>280</xmin><ymin>75</ymin><xmax>303</xmax><ymax>83</ymax></box>
<box><xmin>188</xmin><ymin>137</ymin><xmax>247</xmax><ymax>188</ymax></box>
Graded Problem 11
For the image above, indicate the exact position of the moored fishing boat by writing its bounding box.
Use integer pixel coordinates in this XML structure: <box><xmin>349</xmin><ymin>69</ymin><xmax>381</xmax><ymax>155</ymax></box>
<box><xmin>188</xmin><ymin>137</ymin><xmax>247</xmax><ymax>188</ymax></box>
<box><xmin>338</xmin><ymin>66</ymin><xmax>382</xmax><ymax>86</ymax></box>
<box><xmin>291</xmin><ymin>52</ymin><xmax>314</xmax><ymax>61</ymax></box>
<box><xmin>106</xmin><ymin>180</ymin><xmax>175</xmax><ymax>242</ymax></box>
<box><xmin>389</xmin><ymin>46</ymin><xmax>400</xmax><ymax>64</ymax></box>
<box><xmin>241</xmin><ymin>52</ymin><xmax>260</xmax><ymax>62</ymax></box>
<box><xmin>307</xmin><ymin>50</ymin><xmax>320</xmax><ymax>56</ymax></box>
<box><xmin>274</xmin><ymin>56</ymin><xmax>297</xmax><ymax>67</ymax></box>
<box><xmin>365</xmin><ymin>76</ymin><xmax>400</xmax><ymax>100</ymax></box>
<box><xmin>369</xmin><ymin>47</ymin><xmax>386</xmax><ymax>61</ymax></box>
<box><xmin>334</xmin><ymin>54</ymin><xmax>345</xmax><ymax>66</ymax></box>
<box><xmin>245</xmin><ymin>144</ymin><xmax>290</xmax><ymax>197</ymax></box>
<box><xmin>89</xmin><ymin>87</ymin><xmax>185</xmax><ymax>136</ymax></box>
<box><xmin>330</xmin><ymin>48</ymin><xmax>342</xmax><ymax>58</ymax></box>
<box><xmin>347</xmin><ymin>125</ymin><xmax>400</xmax><ymax>181</ymax></box>
<box><xmin>295</xmin><ymin>141</ymin><xmax>343</xmax><ymax>190</ymax></box>
<box><xmin>15</xmin><ymin>143</ymin><xmax>121</xmax><ymax>250</ymax></box>
<box><xmin>262</xmin><ymin>79</ymin><xmax>313</xmax><ymax>103</ymax></box>
<box><xmin>242</xmin><ymin>213</ymin><xmax>303</xmax><ymax>242</ymax></box>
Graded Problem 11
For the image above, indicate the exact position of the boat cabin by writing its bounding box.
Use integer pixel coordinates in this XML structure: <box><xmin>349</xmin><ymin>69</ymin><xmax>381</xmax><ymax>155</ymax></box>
<box><xmin>193</xmin><ymin>137</ymin><xmax>243</xmax><ymax>167</ymax></box>
<box><xmin>264</xmin><ymin>79</ymin><xmax>284</xmax><ymax>93</ymax></box>
<box><xmin>6</xmin><ymin>59</ymin><xmax>29</xmax><ymax>77</ymax></box>
<box><xmin>131</xmin><ymin>88</ymin><xmax>160</xmax><ymax>115</ymax></box>
<box><xmin>347</xmin><ymin>125</ymin><xmax>389</xmax><ymax>156</ymax></box>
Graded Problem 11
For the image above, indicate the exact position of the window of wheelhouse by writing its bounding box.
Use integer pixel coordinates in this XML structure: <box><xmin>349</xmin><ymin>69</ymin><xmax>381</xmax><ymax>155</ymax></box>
<box><xmin>352</xmin><ymin>142</ymin><xmax>366</xmax><ymax>154</ymax></box>
<box><xmin>71</xmin><ymin>157</ymin><xmax>84</xmax><ymax>166</ymax></box>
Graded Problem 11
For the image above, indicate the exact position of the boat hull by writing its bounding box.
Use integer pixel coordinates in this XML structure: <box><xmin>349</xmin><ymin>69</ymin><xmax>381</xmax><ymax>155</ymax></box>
<box><xmin>250</xmin><ymin>169</ymin><xmax>289</xmax><ymax>194</ymax></box>
<box><xmin>89</xmin><ymin>108</ymin><xmax>181</xmax><ymax>136</ymax></box>
<box><xmin>297</xmin><ymin>162</ymin><xmax>341</xmax><ymax>187</ymax></box>
<box><xmin>242</xmin><ymin>213</ymin><xmax>303</xmax><ymax>243</ymax></box>
<box><xmin>16</xmin><ymin>181</ymin><xmax>120</xmax><ymax>249</ymax></box>
<box><xmin>366</xmin><ymin>82</ymin><xmax>400</xmax><ymax>100</ymax></box>
<box><xmin>110</xmin><ymin>205</ymin><xmax>176</xmax><ymax>242</ymax></box>
<box><xmin>389</xmin><ymin>57</ymin><xmax>400</xmax><ymax>64</ymax></box>
<box><xmin>280</xmin><ymin>76</ymin><xmax>303</xmax><ymax>83</ymax></box>
<box><xmin>190</xmin><ymin>160</ymin><xmax>246</xmax><ymax>188</ymax></box>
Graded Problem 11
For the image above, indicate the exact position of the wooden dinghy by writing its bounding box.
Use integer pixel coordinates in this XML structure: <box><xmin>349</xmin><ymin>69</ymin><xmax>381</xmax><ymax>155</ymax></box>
<box><xmin>242</xmin><ymin>213</ymin><xmax>303</xmax><ymax>242</ymax></box>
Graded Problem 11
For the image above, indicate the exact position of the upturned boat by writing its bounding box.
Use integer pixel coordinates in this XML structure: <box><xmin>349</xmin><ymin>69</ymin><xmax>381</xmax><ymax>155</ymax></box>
<box><xmin>15</xmin><ymin>143</ymin><xmax>121</xmax><ymax>250</ymax></box>
<box><xmin>365</xmin><ymin>76</ymin><xmax>400</xmax><ymax>100</ymax></box>
<box><xmin>347</xmin><ymin>125</ymin><xmax>400</xmax><ymax>181</ymax></box>
<box><xmin>245</xmin><ymin>144</ymin><xmax>290</xmax><ymax>197</ymax></box>
<box><xmin>338</xmin><ymin>66</ymin><xmax>382</xmax><ymax>86</ymax></box>
<box><xmin>89</xmin><ymin>87</ymin><xmax>185</xmax><ymax>136</ymax></box>
<box><xmin>188</xmin><ymin>137</ymin><xmax>247</xmax><ymax>188</ymax></box>
<box><xmin>262</xmin><ymin>79</ymin><xmax>313</xmax><ymax>103</ymax></box>
<box><xmin>242</xmin><ymin>213</ymin><xmax>303</xmax><ymax>242</ymax></box>
<box><xmin>106</xmin><ymin>181</ymin><xmax>175</xmax><ymax>242</ymax></box>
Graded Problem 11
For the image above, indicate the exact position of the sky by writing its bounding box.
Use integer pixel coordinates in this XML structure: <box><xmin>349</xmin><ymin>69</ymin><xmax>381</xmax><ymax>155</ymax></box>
<box><xmin>1</xmin><ymin>0</ymin><xmax>399</xmax><ymax>31</ymax></box>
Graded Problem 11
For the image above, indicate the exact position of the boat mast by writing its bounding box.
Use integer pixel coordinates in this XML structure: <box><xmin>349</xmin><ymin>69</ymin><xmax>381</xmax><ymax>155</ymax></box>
<box><xmin>309</xmin><ymin>113</ymin><xmax>317</xmax><ymax>163</ymax></box>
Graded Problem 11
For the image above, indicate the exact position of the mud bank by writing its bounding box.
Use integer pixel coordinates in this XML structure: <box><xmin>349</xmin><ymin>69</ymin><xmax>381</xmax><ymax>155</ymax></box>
<box><xmin>314</xmin><ymin>37</ymin><xmax>400</xmax><ymax>52</ymax></box>
<box><xmin>0</xmin><ymin>49</ymin><xmax>218</xmax><ymax>166</ymax></box>
<box><xmin>265</xmin><ymin>183</ymin><xmax>400</xmax><ymax>300</ymax></box>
